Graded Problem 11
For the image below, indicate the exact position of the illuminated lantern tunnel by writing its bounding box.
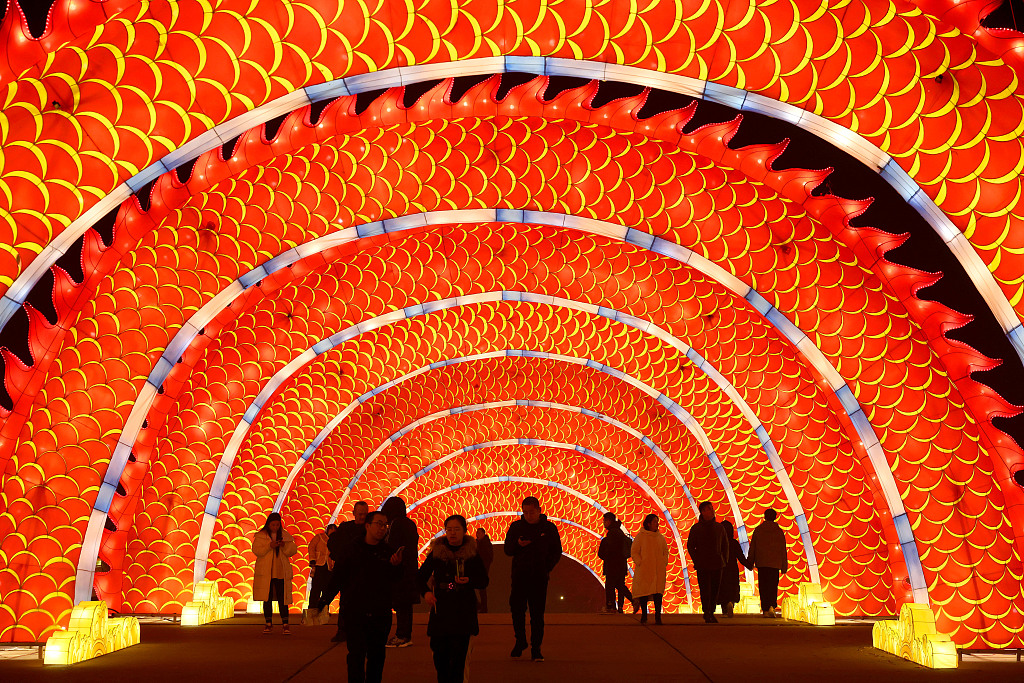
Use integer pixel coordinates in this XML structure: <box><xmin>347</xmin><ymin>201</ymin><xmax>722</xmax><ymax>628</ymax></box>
<box><xmin>1</xmin><ymin>0</ymin><xmax>1023</xmax><ymax>652</ymax></box>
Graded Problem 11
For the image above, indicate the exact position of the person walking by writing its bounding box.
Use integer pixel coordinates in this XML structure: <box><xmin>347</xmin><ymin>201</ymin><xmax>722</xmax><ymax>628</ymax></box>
<box><xmin>382</xmin><ymin>496</ymin><xmax>420</xmax><ymax>648</ymax></box>
<box><xmin>747</xmin><ymin>508</ymin><xmax>789</xmax><ymax>618</ymax></box>
<box><xmin>419</xmin><ymin>515</ymin><xmax>490</xmax><ymax>683</ymax></box>
<box><xmin>717</xmin><ymin>520</ymin><xmax>752</xmax><ymax>617</ymax></box>
<box><xmin>251</xmin><ymin>512</ymin><xmax>299</xmax><ymax>634</ymax></box>
<box><xmin>307</xmin><ymin>523</ymin><xmax>337</xmax><ymax>615</ymax></box>
<box><xmin>475</xmin><ymin>527</ymin><xmax>494</xmax><ymax>613</ymax></box>
<box><xmin>335</xmin><ymin>510</ymin><xmax>404</xmax><ymax>683</ymax></box>
<box><xmin>631</xmin><ymin>513</ymin><xmax>669</xmax><ymax>624</ymax></box>
<box><xmin>503</xmin><ymin>496</ymin><xmax>562</xmax><ymax>661</ymax></box>
<box><xmin>686</xmin><ymin>501</ymin><xmax>729</xmax><ymax>624</ymax></box>
<box><xmin>598</xmin><ymin>512</ymin><xmax>633</xmax><ymax>613</ymax></box>
<box><xmin>319</xmin><ymin>501</ymin><xmax>369</xmax><ymax>639</ymax></box>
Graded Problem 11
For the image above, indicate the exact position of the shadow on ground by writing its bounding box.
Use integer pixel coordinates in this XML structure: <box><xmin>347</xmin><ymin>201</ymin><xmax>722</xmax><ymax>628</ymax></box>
<box><xmin>3</xmin><ymin>613</ymin><xmax>1019</xmax><ymax>682</ymax></box>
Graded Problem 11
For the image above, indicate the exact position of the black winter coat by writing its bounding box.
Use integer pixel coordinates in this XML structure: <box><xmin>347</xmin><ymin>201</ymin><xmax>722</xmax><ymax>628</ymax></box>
<box><xmin>328</xmin><ymin>520</ymin><xmax>365</xmax><ymax>564</ymax></box>
<box><xmin>718</xmin><ymin>538</ymin><xmax>753</xmax><ymax>604</ymax></box>
<box><xmin>336</xmin><ymin>538</ymin><xmax>402</xmax><ymax>615</ymax></box>
<box><xmin>598</xmin><ymin>524</ymin><xmax>631</xmax><ymax>577</ymax></box>
<box><xmin>385</xmin><ymin>515</ymin><xmax>421</xmax><ymax>605</ymax></box>
<box><xmin>503</xmin><ymin>514</ymin><xmax>562</xmax><ymax>583</ymax></box>
<box><xmin>418</xmin><ymin>536</ymin><xmax>489</xmax><ymax>636</ymax></box>
<box><xmin>686</xmin><ymin>518</ymin><xmax>729</xmax><ymax>571</ymax></box>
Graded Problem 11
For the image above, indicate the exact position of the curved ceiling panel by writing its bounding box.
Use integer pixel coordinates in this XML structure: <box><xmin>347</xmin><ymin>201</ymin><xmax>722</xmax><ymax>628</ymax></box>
<box><xmin>1</xmin><ymin>0</ymin><xmax>1023</xmax><ymax>325</ymax></box>
<box><xmin>2</xmin><ymin>0</ymin><xmax>1024</xmax><ymax>651</ymax></box>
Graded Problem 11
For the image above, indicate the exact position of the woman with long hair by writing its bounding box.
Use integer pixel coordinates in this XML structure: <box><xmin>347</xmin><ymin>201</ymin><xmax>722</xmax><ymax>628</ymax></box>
<box><xmin>419</xmin><ymin>514</ymin><xmax>489</xmax><ymax>682</ymax></box>
<box><xmin>252</xmin><ymin>512</ymin><xmax>298</xmax><ymax>634</ymax></box>
<box><xmin>630</xmin><ymin>513</ymin><xmax>669</xmax><ymax>625</ymax></box>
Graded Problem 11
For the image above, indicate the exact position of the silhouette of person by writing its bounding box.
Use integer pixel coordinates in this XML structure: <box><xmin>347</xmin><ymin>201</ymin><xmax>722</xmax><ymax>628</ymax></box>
<box><xmin>382</xmin><ymin>496</ymin><xmax>420</xmax><ymax>648</ymax></box>
<box><xmin>503</xmin><ymin>496</ymin><xmax>562</xmax><ymax>661</ymax></box>
<box><xmin>335</xmin><ymin>510</ymin><xmax>404</xmax><ymax>683</ymax></box>
<box><xmin>717</xmin><ymin>520</ymin><xmax>752</xmax><ymax>617</ymax></box>
<box><xmin>686</xmin><ymin>501</ymin><xmax>729</xmax><ymax>623</ymax></box>
<box><xmin>475</xmin><ymin>527</ymin><xmax>494</xmax><ymax>613</ymax></box>
<box><xmin>748</xmin><ymin>508</ymin><xmax>788</xmax><ymax>617</ymax></box>
<box><xmin>598</xmin><ymin>512</ymin><xmax>633</xmax><ymax>613</ymax></box>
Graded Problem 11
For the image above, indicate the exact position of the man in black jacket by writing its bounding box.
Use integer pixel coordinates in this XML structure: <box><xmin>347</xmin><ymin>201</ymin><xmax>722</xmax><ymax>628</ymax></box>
<box><xmin>686</xmin><ymin>501</ymin><xmax>729</xmax><ymax>624</ymax></box>
<box><xmin>319</xmin><ymin>500</ymin><xmax>369</xmax><ymax>641</ymax></box>
<box><xmin>335</xmin><ymin>510</ymin><xmax>403</xmax><ymax>683</ymax></box>
<box><xmin>598</xmin><ymin>512</ymin><xmax>633</xmax><ymax>613</ymax></box>
<box><xmin>503</xmin><ymin>496</ymin><xmax>562</xmax><ymax>661</ymax></box>
<box><xmin>381</xmin><ymin>496</ymin><xmax>419</xmax><ymax>648</ymax></box>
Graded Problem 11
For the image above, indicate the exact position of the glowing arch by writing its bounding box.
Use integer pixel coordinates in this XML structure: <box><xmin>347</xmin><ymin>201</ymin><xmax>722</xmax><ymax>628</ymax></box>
<box><xmin>2</xmin><ymin>0</ymin><xmax>1023</xmax><ymax>651</ymax></box>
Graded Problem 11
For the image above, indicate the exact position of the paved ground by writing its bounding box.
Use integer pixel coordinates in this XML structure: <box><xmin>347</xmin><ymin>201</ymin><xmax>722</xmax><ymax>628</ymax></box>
<box><xmin>3</xmin><ymin>613</ymin><xmax>1020</xmax><ymax>682</ymax></box>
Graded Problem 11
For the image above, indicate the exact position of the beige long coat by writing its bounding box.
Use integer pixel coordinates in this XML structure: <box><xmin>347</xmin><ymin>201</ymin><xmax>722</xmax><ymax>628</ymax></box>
<box><xmin>630</xmin><ymin>529</ymin><xmax>669</xmax><ymax>598</ymax></box>
<box><xmin>251</xmin><ymin>530</ymin><xmax>298</xmax><ymax>602</ymax></box>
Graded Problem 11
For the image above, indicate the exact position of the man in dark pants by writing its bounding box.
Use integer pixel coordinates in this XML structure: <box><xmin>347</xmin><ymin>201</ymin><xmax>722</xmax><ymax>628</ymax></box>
<box><xmin>381</xmin><ymin>496</ymin><xmax>419</xmax><ymax>648</ymax></box>
<box><xmin>686</xmin><ymin>501</ymin><xmax>729</xmax><ymax>624</ymax></box>
<box><xmin>335</xmin><ymin>510</ymin><xmax>403</xmax><ymax>683</ymax></box>
<box><xmin>748</xmin><ymin>508</ymin><xmax>789</xmax><ymax>618</ymax></box>
<box><xmin>319</xmin><ymin>500</ymin><xmax>369</xmax><ymax>640</ymax></box>
<box><xmin>504</xmin><ymin>496</ymin><xmax>562</xmax><ymax>662</ymax></box>
<box><xmin>598</xmin><ymin>512</ymin><xmax>633</xmax><ymax>613</ymax></box>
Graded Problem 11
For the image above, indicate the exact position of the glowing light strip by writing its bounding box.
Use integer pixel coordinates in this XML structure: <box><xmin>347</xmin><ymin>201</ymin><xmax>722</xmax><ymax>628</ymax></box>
<box><xmin>273</xmin><ymin>357</ymin><xmax>746</xmax><ymax>576</ymax></box>
<box><xmin>77</xmin><ymin>211</ymin><xmax>924</xmax><ymax>600</ymax></box>
<box><xmin>370</xmin><ymin>439</ymin><xmax>688</xmax><ymax>594</ymax></box>
<box><xmin>385</xmin><ymin>440</ymin><xmax>688</xmax><ymax>589</ymax></box>
<box><xmin>311</xmin><ymin>401</ymin><xmax>695</xmax><ymax>517</ymax></box>
<box><xmin>6</xmin><ymin>58</ymin><xmax>1017</xmax><ymax>365</ymax></box>
<box><xmin>181</xmin><ymin>291</ymin><xmax>818</xmax><ymax>584</ymax></box>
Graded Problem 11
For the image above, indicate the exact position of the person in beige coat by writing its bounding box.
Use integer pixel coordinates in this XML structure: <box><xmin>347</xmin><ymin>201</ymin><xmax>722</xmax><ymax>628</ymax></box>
<box><xmin>252</xmin><ymin>512</ymin><xmax>298</xmax><ymax>634</ymax></box>
<box><xmin>630</xmin><ymin>514</ymin><xmax>669</xmax><ymax>624</ymax></box>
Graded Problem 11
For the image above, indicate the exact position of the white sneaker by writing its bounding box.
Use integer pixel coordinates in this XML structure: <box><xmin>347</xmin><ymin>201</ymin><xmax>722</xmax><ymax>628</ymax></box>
<box><xmin>762</xmin><ymin>609</ymin><xmax>776</xmax><ymax>619</ymax></box>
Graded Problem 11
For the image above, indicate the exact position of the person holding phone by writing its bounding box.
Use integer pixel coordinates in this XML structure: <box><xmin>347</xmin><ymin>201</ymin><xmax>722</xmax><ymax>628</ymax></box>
<box><xmin>503</xmin><ymin>496</ymin><xmax>563</xmax><ymax>661</ymax></box>
<box><xmin>335</xmin><ymin>511</ymin><xmax>404</xmax><ymax>683</ymax></box>
<box><xmin>419</xmin><ymin>514</ymin><xmax>489</xmax><ymax>683</ymax></box>
<box><xmin>381</xmin><ymin>496</ymin><xmax>420</xmax><ymax>648</ymax></box>
<box><xmin>251</xmin><ymin>512</ymin><xmax>299</xmax><ymax>634</ymax></box>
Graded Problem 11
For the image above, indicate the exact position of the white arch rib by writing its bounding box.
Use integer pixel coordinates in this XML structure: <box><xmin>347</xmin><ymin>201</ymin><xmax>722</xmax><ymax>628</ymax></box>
<box><xmin>181</xmin><ymin>293</ymin><xmax>820</xmax><ymax>586</ymax></box>
<box><xmin>403</xmin><ymin>475</ymin><xmax>691</xmax><ymax>601</ymax></box>
<box><xmin>73</xmin><ymin>210</ymin><xmax>926</xmax><ymax>603</ymax></box>
<box><xmin>7</xmin><ymin>58</ymin><xmax>1016</xmax><ymax>362</ymax></box>
<box><xmin>368</xmin><ymin>439</ymin><xmax>688</xmax><ymax>590</ymax></box>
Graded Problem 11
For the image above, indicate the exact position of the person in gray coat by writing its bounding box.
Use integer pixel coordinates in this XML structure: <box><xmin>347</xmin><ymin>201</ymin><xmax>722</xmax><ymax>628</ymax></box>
<box><xmin>747</xmin><ymin>508</ymin><xmax>789</xmax><ymax>617</ymax></box>
<box><xmin>685</xmin><ymin>501</ymin><xmax>729</xmax><ymax>623</ymax></box>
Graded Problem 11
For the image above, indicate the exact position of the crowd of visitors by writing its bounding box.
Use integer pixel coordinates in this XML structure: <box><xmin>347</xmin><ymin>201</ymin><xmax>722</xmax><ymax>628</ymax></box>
<box><xmin>251</xmin><ymin>498</ymin><xmax>788</xmax><ymax>682</ymax></box>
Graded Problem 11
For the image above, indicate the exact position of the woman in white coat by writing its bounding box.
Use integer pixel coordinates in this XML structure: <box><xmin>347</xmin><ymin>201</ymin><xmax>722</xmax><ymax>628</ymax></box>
<box><xmin>630</xmin><ymin>514</ymin><xmax>669</xmax><ymax>624</ymax></box>
<box><xmin>252</xmin><ymin>512</ymin><xmax>298</xmax><ymax>634</ymax></box>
